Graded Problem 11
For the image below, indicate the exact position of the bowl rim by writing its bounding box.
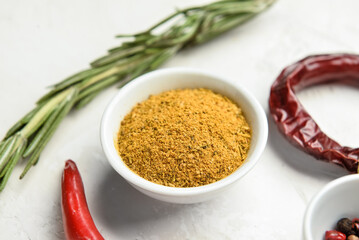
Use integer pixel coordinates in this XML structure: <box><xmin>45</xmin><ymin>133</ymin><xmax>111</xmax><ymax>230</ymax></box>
<box><xmin>303</xmin><ymin>174</ymin><xmax>359</xmax><ymax>240</ymax></box>
<box><xmin>100</xmin><ymin>67</ymin><xmax>268</xmax><ymax>197</ymax></box>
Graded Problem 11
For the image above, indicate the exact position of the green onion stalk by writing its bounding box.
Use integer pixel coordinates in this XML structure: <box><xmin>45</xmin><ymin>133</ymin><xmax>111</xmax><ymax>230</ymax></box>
<box><xmin>0</xmin><ymin>0</ymin><xmax>275</xmax><ymax>191</ymax></box>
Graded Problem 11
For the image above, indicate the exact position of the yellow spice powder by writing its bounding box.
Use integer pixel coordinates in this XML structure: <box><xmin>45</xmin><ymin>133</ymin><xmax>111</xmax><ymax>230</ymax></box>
<box><xmin>117</xmin><ymin>88</ymin><xmax>251</xmax><ymax>187</ymax></box>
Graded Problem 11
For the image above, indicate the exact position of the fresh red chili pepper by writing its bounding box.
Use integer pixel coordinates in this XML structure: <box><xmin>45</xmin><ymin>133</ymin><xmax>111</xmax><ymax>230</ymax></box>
<box><xmin>269</xmin><ymin>54</ymin><xmax>359</xmax><ymax>173</ymax></box>
<box><xmin>62</xmin><ymin>159</ymin><xmax>104</xmax><ymax>240</ymax></box>
<box><xmin>325</xmin><ymin>230</ymin><xmax>346</xmax><ymax>240</ymax></box>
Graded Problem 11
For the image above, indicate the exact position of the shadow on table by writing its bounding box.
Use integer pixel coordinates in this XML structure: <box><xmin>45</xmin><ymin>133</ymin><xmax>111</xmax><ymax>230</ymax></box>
<box><xmin>266</xmin><ymin>110</ymin><xmax>348</xmax><ymax>180</ymax></box>
<box><xmin>94</xmin><ymin>167</ymin><xmax>191</xmax><ymax>232</ymax></box>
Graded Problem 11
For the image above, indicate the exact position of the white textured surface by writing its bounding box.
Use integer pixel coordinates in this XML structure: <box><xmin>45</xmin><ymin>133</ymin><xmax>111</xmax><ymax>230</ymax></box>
<box><xmin>0</xmin><ymin>0</ymin><xmax>359</xmax><ymax>239</ymax></box>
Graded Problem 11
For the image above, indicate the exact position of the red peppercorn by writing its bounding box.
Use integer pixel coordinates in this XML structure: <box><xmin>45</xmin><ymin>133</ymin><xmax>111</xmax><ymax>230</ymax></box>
<box><xmin>325</xmin><ymin>230</ymin><xmax>346</xmax><ymax>240</ymax></box>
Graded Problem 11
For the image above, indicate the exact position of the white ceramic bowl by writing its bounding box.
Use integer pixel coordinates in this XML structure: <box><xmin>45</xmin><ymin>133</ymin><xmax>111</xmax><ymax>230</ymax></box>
<box><xmin>304</xmin><ymin>174</ymin><xmax>359</xmax><ymax>239</ymax></box>
<box><xmin>100</xmin><ymin>68</ymin><xmax>268</xmax><ymax>204</ymax></box>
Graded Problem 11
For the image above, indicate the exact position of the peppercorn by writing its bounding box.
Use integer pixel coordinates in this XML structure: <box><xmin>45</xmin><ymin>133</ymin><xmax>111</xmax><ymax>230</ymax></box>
<box><xmin>337</xmin><ymin>218</ymin><xmax>356</xmax><ymax>236</ymax></box>
<box><xmin>348</xmin><ymin>235</ymin><xmax>359</xmax><ymax>240</ymax></box>
<box><xmin>325</xmin><ymin>230</ymin><xmax>346</xmax><ymax>240</ymax></box>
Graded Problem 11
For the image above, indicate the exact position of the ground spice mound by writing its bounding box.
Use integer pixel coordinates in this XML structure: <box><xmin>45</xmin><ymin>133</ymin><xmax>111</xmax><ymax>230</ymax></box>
<box><xmin>117</xmin><ymin>88</ymin><xmax>251</xmax><ymax>187</ymax></box>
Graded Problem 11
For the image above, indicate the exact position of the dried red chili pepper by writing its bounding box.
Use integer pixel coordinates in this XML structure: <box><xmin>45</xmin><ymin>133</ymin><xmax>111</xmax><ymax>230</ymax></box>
<box><xmin>62</xmin><ymin>159</ymin><xmax>104</xmax><ymax>240</ymax></box>
<box><xmin>269</xmin><ymin>54</ymin><xmax>359</xmax><ymax>173</ymax></box>
<box><xmin>325</xmin><ymin>230</ymin><xmax>346</xmax><ymax>240</ymax></box>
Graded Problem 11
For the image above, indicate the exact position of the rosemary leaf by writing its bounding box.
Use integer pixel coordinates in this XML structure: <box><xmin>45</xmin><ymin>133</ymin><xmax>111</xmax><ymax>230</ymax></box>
<box><xmin>194</xmin><ymin>13</ymin><xmax>254</xmax><ymax>44</ymax></box>
<box><xmin>23</xmin><ymin>98</ymin><xmax>68</xmax><ymax>158</ymax></box>
<box><xmin>20</xmin><ymin>88</ymin><xmax>78</xmax><ymax>179</ymax></box>
<box><xmin>75</xmin><ymin>91</ymin><xmax>100</xmax><ymax>109</ymax></box>
<box><xmin>110</xmin><ymin>36</ymin><xmax>150</xmax><ymax>51</ymax></box>
<box><xmin>0</xmin><ymin>141</ymin><xmax>6</xmax><ymax>154</ymax></box>
<box><xmin>37</xmin><ymin>65</ymin><xmax>113</xmax><ymax>105</ymax></box>
<box><xmin>150</xmin><ymin>46</ymin><xmax>181</xmax><ymax>70</ymax></box>
<box><xmin>53</xmin><ymin>65</ymin><xmax>113</xmax><ymax>89</ymax></box>
<box><xmin>0</xmin><ymin>135</ymin><xmax>20</xmax><ymax>172</ymax></box>
<box><xmin>4</xmin><ymin>105</ymin><xmax>43</xmax><ymax>140</ymax></box>
<box><xmin>77</xmin><ymin>75</ymin><xmax>120</xmax><ymax>101</ymax></box>
<box><xmin>0</xmin><ymin>139</ymin><xmax>26</xmax><ymax>191</ymax></box>
<box><xmin>91</xmin><ymin>45</ymin><xmax>146</xmax><ymax>68</ymax></box>
<box><xmin>151</xmin><ymin>15</ymin><xmax>203</xmax><ymax>47</ymax></box>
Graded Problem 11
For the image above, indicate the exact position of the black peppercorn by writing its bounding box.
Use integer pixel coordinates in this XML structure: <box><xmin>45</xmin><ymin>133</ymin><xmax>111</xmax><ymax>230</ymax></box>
<box><xmin>337</xmin><ymin>218</ymin><xmax>356</xmax><ymax>236</ymax></box>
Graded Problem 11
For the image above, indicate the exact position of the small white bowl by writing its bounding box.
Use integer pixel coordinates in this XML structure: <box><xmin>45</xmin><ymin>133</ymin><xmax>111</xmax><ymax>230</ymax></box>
<box><xmin>100</xmin><ymin>68</ymin><xmax>268</xmax><ymax>204</ymax></box>
<box><xmin>304</xmin><ymin>174</ymin><xmax>359</xmax><ymax>239</ymax></box>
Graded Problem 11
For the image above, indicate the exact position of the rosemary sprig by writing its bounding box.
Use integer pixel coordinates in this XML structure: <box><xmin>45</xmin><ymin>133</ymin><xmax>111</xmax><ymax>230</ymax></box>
<box><xmin>0</xmin><ymin>0</ymin><xmax>275</xmax><ymax>191</ymax></box>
